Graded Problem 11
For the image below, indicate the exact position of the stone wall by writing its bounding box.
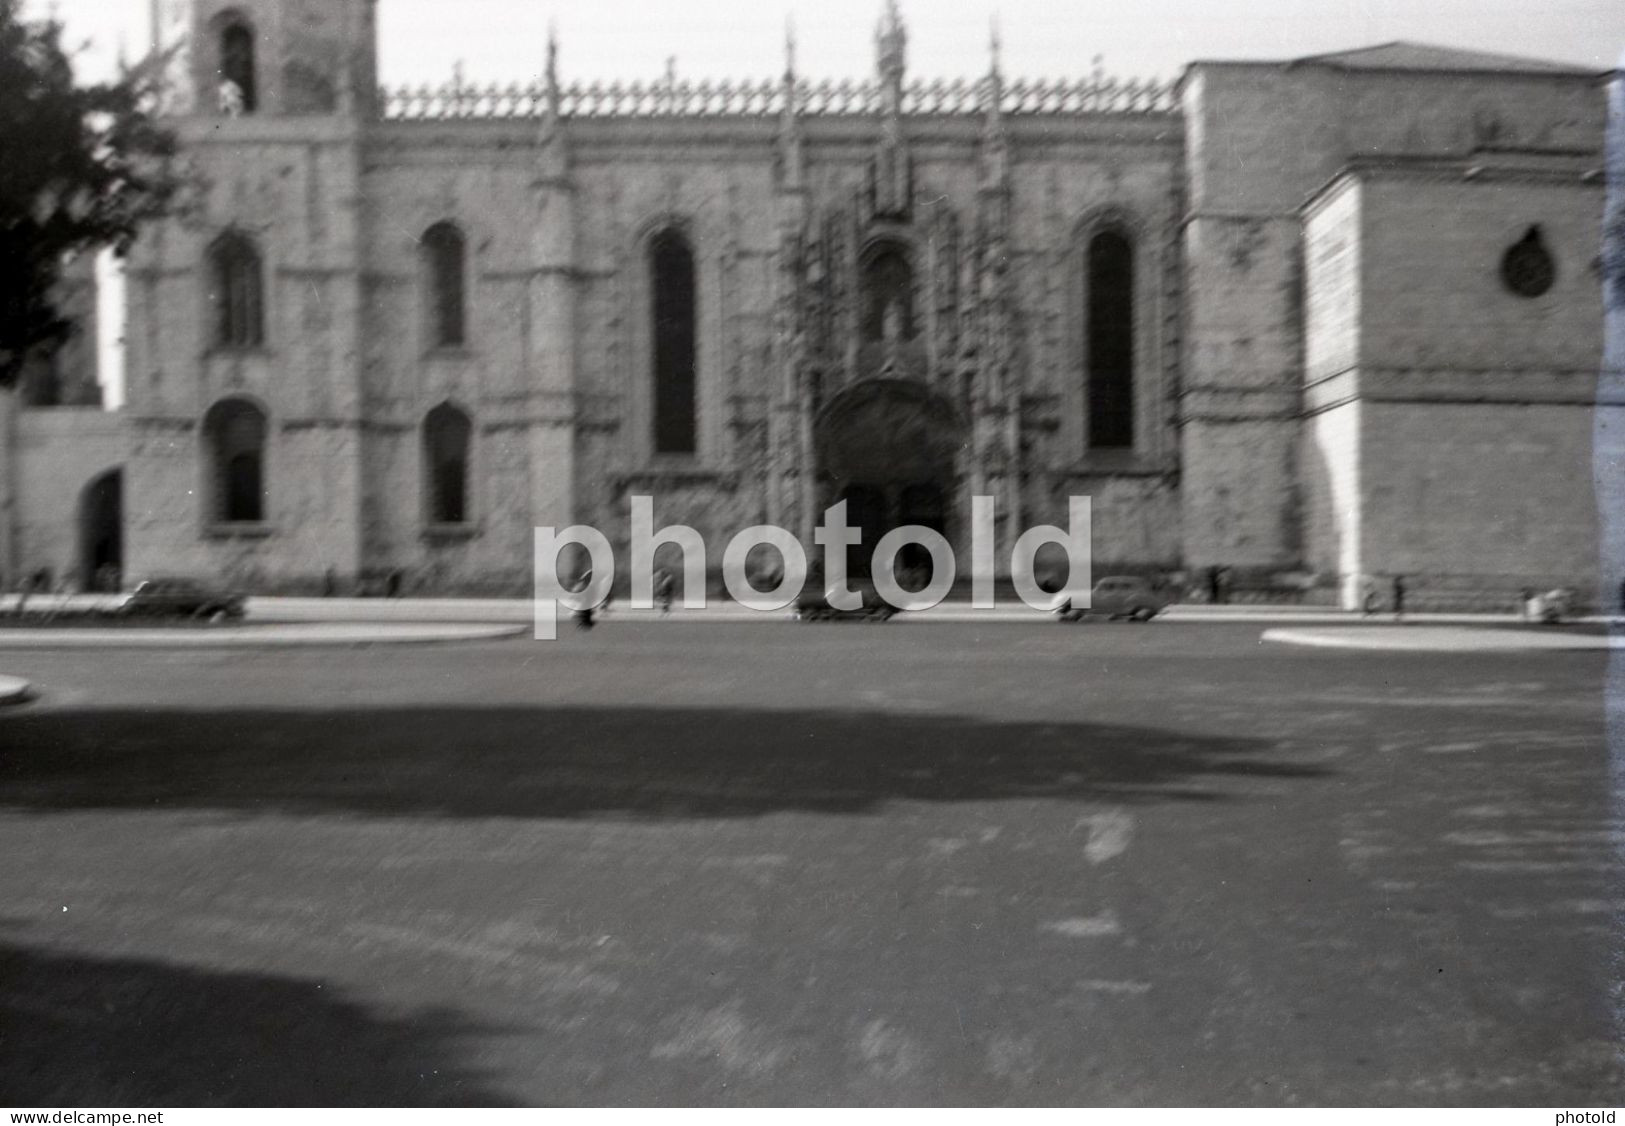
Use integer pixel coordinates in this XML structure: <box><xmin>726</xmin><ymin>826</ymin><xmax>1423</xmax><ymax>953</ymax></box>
<box><xmin>13</xmin><ymin>409</ymin><xmax>128</xmax><ymax>585</ymax></box>
<box><xmin>1300</xmin><ymin>180</ymin><xmax>1363</xmax><ymax>604</ymax></box>
<box><xmin>1179</xmin><ymin>58</ymin><xmax>1606</xmax><ymax>583</ymax></box>
<box><xmin>1358</xmin><ymin>175</ymin><xmax>1603</xmax><ymax>374</ymax></box>
<box><xmin>1360</xmin><ymin>401</ymin><xmax>1607</xmax><ymax>604</ymax></box>
<box><xmin>1183</xmin><ymin>63</ymin><xmax>1602</xmax><ymax>216</ymax></box>
<box><xmin>339</xmin><ymin>111</ymin><xmax>1183</xmax><ymax>589</ymax></box>
<box><xmin>123</xmin><ymin>416</ymin><xmax>365</xmax><ymax>591</ymax></box>
<box><xmin>1299</xmin><ymin>402</ymin><xmax>1362</xmax><ymax>603</ymax></box>
<box><xmin>123</xmin><ymin>113</ymin><xmax>367</xmax><ymax>590</ymax></box>
<box><xmin>1039</xmin><ymin>473</ymin><xmax>1181</xmax><ymax>571</ymax></box>
<box><xmin>1300</xmin><ymin>156</ymin><xmax>1608</xmax><ymax>606</ymax></box>
<box><xmin>1355</xmin><ymin>171</ymin><xmax>1608</xmax><ymax>605</ymax></box>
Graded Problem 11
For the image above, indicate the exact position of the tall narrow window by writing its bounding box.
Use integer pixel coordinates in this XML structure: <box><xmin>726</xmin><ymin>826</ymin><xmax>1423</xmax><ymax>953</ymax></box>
<box><xmin>650</xmin><ymin>230</ymin><xmax>697</xmax><ymax>455</ymax></box>
<box><xmin>862</xmin><ymin>243</ymin><xmax>916</xmax><ymax>342</ymax></box>
<box><xmin>1087</xmin><ymin>230</ymin><xmax>1135</xmax><ymax>449</ymax></box>
<box><xmin>423</xmin><ymin>223</ymin><xmax>466</xmax><ymax>348</ymax></box>
<box><xmin>208</xmin><ymin>232</ymin><xmax>264</xmax><ymax>349</ymax></box>
<box><xmin>219</xmin><ymin>21</ymin><xmax>257</xmax><ymax>114</ymax></box>
<box><xmin>204</xmin><ymin>398</ymin><xmax>268</xmax><ymax>523</ymax></box>
<box><xmin>424</xmin><ymin>403</ymin><xmax>472</xmax><ymax>525</ymax></box>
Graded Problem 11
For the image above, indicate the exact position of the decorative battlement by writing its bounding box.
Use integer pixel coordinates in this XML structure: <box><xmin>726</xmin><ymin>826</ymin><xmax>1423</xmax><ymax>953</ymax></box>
<box><xmin>378</xmin><ymin>73</ymin><xmax>1179</xmax><ymax>122</ymax></box>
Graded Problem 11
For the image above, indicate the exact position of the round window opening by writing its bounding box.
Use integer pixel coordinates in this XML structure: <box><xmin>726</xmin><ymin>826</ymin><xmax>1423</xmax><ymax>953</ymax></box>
<box><xmin>1501</xmin><ymin>226</ymin><xmax>1555</xmax><ymax>298</ymax></box>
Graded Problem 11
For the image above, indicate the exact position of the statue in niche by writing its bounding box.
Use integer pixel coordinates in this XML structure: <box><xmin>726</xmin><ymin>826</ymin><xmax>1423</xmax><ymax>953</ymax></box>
<box><xmin>218</xmin><ymin>78</ymin><xmax>246</xmax><ymax>117</ymax></box>
<box><xmin>862</xmin><ymin>244</ymin><xmax>915</xmax><ymax>343</ymax></box>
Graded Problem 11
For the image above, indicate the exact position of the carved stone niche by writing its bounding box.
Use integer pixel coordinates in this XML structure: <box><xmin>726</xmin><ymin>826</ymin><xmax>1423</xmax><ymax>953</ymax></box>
<box><xmin>854</xmin><ymin>235</ymin><xmax>928</xmax><ymax>382</ymax></box>
<box><xmin>867</xmin><ymin>146</ymin><xmax>914</xmax><ymax>223</ymax></box>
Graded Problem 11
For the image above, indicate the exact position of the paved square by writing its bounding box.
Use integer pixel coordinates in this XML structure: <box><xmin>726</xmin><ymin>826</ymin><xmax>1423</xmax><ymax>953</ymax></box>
<box><xmin>0</xmin><ymin>623</ymin><xmax>1619</xmax><ymax>1105</ymax></box>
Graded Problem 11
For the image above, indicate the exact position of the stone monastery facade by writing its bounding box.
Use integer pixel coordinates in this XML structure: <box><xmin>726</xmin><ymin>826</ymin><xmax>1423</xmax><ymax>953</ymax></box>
<box><xmin>0</xmin><ymin>0</ymin><xmax>1615</xmax><ymax>607</ymax></box>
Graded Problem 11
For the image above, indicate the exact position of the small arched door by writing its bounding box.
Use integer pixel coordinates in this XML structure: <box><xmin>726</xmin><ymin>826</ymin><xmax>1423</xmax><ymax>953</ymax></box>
<box><xmin>78</xmin><ymin>469</ymin><xmax>123</xmax><ymax>591</ymax></box>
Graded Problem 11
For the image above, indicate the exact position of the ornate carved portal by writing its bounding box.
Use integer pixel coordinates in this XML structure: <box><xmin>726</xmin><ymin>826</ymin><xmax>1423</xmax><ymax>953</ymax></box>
<box><xmin>773</xmin><ymin>192</ymin><xmax>1019</xmax><ymax>567</ymax></box>
<box><xmin>814</xmin><ymin>379</ymin><xmax>964</xmax><ymax>579</ymax></box>
<box><xmin>761</xmin><ymin>3</ymin><xmax>1025</xmax><ymax>567</ymax></box>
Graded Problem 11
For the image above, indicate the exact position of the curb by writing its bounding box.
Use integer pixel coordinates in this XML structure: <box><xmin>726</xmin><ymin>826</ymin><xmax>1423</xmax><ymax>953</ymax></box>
<box><xmin>1261</xmin><ymin>626</ymin><xmax>1625</xmax><ymax>652</ymax></box>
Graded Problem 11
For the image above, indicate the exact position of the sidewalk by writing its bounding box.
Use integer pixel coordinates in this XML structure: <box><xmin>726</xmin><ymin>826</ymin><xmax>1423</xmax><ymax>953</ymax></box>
<box><xmin>3</xmin><ymin>592</ymin><xmax>1615</xmax><ymax>627</ymax></box>
<box><xmin>241</xmin><ymin>597</ymin><xmax>1610</xmax><ymax>626</ymax></box>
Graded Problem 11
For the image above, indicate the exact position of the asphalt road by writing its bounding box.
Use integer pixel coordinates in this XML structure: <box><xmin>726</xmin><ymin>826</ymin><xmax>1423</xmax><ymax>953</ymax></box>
<box><xmin>0</xmin><ymin>622</ymin><xmax>1620</xmax><ymax>1106</ymax></box>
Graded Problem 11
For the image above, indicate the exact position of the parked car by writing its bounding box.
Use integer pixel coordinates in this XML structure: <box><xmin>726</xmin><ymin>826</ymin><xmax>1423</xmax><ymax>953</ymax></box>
<box><xmin>118</xmin><ymin>578</ymin><xmax>247</xmax><ymax>621</ymax></box>
<box><xmin>795</xmin><ymin>578</ymin><xmax>897</xmax><ymax>623</ymax></box>
<box><xmin>1053</xmin><ymin>575</ymin><xmax>1171</xmax><ymax>622</ymax></box>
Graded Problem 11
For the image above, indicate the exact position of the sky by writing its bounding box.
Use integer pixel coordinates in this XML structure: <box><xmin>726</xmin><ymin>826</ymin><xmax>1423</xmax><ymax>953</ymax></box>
<box><xmin>18</xmin><ymin>0</ymin><xmax>1622</xmax><ymax>406</ymax></box>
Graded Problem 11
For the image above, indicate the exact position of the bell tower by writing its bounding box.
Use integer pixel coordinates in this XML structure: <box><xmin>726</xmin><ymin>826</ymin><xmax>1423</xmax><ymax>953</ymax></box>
<box><xmin>186</xmin><ymin>0</ymin><xmax>378</xmax><ymax>117</ymax></box>
<box><xmin>122</xmin><ymin>0</ymin><xmax>378</xmax><ymax>589</ymax></box>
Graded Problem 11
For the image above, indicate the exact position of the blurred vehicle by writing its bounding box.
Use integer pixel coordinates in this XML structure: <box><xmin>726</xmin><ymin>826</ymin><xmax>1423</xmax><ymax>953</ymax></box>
<box><xmin>1524</xmin><ymin>587</ymin><xmax>1575</xmax><ymax>624</ymax></box>
<box><xmin>795</xmin><ymin>578</ymin><xmax>897</xmax><ymax>623</ymax></box>
<box><xmin>118</xmin><ymin>578</ymin><xmax>247</xmax><ymax>621</ymax></box>
<box><xmin>1053</xmin><ymin>575</ymin><xmax>1171</xmax><ymax>622</ymax></box>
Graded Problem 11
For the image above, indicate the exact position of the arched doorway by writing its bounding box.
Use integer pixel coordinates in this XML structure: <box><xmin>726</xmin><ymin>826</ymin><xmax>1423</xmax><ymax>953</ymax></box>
<box><xmin>815</xmin><ymin>379</ymin><xmax>962</xmax><ymax>582</ymax></box>
<box><xmin>78</xmin><ymin>469</ymin><xmax>122</xmax><ymax>591</ymax></box>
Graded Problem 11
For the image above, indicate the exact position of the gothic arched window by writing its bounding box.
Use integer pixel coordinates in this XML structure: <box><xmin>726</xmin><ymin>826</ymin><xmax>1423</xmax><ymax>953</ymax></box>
<box><xmin>422</xmin><ymin>222</ymin><xmax>467</xmax><ymax>348</ymax></box>
<box><xmin>650</xmin><ymin>229</ymin><xmax>697</xmax><ymax>455</ymax></box>
<box><xmin>207</xmin><ymin>231</ymin><xmax>264</xmax><ymax>350</ymax></box>
<box><xmin>424</xmin><ymin>403</ymin><xmax>472</xmax><ymax>525</ymax></box>
<box><xmin>862</xmin><ymin>243</ymin><xmax>916</xmax><ymax>342</ymax></box>
<box><xmin>1086</xmin><ymin>229</ymin><xmax>1135</xmax><ymax>449</ymax></box>
<box><xmin>219</xmin><ymin>20</ymin><xmax>257</xmax><ymax>114</ymax></box>
<box><xmin>203</xmin><ymin>398</ymin><xmax>267</xmax><ymax>523</ymax></box>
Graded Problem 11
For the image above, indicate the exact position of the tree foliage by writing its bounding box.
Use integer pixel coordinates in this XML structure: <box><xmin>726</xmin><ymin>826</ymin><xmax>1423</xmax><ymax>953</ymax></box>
<box><xmin>0</xmin><ymin>0</ymin><xmax>182</xmax><ymax>388</ymax></box>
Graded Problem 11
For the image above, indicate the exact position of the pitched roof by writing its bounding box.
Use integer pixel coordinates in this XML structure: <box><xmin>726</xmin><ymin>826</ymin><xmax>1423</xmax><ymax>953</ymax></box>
<box><xmin>1290</xmin><ymin>41</ymin><xmax>1599</xmax><ymax>76</ymax></box>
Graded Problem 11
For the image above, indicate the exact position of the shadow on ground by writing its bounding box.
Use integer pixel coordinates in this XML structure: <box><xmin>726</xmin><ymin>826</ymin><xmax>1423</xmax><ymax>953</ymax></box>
<box><xmin>0</xmin><ymin>706</ymin><xmax>1328</xmax><ymax>819</ymax></box>
<box><xmin>0</xmin><ymin>937</ymin><xmax>516</xmax><ymax>1105</ymax></box>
